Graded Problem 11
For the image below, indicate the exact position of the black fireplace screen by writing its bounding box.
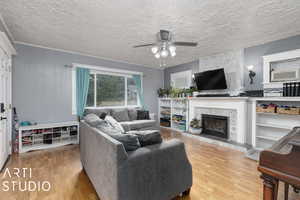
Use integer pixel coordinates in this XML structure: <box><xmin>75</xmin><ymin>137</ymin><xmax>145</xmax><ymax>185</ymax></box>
<box><xmin>201</xmin><ymin>114</ymin><xmax>228</xmax><ymax>139</ymax></box>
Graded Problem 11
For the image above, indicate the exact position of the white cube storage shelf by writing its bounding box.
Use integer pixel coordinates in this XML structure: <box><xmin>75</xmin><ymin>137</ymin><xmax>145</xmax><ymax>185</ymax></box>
<box><xmin>18</xmin><ymin>121</ymin><xmax>79</xmax><ymax>153</ymax></box>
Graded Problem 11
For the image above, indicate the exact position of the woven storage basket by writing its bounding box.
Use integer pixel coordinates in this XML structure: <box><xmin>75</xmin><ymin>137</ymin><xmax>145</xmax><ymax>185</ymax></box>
<box><xmin>277</xmin><ymin>107</ymin><xmax>300</xmax><ymax>115</ymax></box>
<box><xmin>256</xmin><ymin>106</ymin><xmax>276</xmax><ymax>113</ymax></box>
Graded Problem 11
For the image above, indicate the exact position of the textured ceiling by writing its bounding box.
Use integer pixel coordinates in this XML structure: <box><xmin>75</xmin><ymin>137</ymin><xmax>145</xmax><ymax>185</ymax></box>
<box><xmin>1</xmin><ymin>0</ymin><xmax>300</xmax><ymax>68</ymax></box>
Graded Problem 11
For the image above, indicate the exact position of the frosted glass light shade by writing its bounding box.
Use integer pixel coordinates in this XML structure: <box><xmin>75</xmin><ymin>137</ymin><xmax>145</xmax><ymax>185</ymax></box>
<box><xmin>151</xmin><ymin>46</ymin><xmax>159</xmax><ymax>54</ymax></box>
<box><xmin>155</xmin><ymin>53</ymin><xmax>161</xmax><ymax>59</ymax></box>
<box><xmin>160</xmin><ymin>49</ymin><xmax>169</xmax><ymax>58</ymax></box>
<box><xmin>169</xmin><ymin>45</ymin><xmax>176</xmax><ymax>53</ymax></box>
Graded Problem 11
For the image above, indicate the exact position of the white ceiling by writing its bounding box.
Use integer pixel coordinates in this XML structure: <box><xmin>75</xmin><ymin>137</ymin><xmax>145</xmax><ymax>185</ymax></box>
<box><xmin>1</xmin><ymin>0</ymin><xmax>300</xmax><ymax>68</ymax></box>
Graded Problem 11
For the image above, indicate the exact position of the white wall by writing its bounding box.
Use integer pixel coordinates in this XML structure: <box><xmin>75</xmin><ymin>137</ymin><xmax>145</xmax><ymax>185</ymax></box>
<box><xmin>198</xmin><ymin>49</ymin><xmax>244</xmax><ymax>94</ymax></box>
<box><xmin>13</xmin><ymin>43</ymin><xmax>164</xmax><ymax>124</ymax></box>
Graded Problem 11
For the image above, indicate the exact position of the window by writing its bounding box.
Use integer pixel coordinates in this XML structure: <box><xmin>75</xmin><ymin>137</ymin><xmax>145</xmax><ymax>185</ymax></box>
<box><xmin>72</xmin><ymin>64</ymin><xmax>142</xmax><ymax>114</ymax></box>
<box><xmin>86</xmin><ymin>72</ymin><xmax>140</xmax><ymax>108</ymax></box>
<box><xmin>170</xmin><ymin>70</ymin><xmax>192</xmax><ymax>88</ymax></box>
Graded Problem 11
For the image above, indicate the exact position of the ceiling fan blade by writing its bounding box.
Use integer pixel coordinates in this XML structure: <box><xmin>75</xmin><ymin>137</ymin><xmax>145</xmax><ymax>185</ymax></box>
<box><xmin>133</xmin><ymin>43</ymin><xmax>155</xmax><ymax>48</ymax></box>
<box><xmin>174</xmin><ymin>42</ymin><xmax>198</xmax><ymax>46</ymax></box>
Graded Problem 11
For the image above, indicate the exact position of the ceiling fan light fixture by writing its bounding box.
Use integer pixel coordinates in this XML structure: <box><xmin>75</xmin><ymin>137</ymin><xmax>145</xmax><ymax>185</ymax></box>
<box><xmin>171</xmin><ymin>51</ymin><xmax>176</xmax><ymax>57</ymax></box>
<box><xmin>160</xmin><ymin>49</ymin><xmax>169</xmax><ymax>58</ymax></box>
<box><xmin>155</xmin><ymin>52</ymin><xmax>161</xmax><ymax>59</ymax></box>
<box><xmin>168</xmin><ymin>45</ymin><xmax>176</xmax><ymax>53</ymax></box>
<box><xmin>151</xmin><ymin>46</ymin><xmax>159</xmax><ymax>54</ymax></box>
<box><xmin>133</xmin><ymin>30</ymin><xmax>197</xmax><ymax>61</ymax></box>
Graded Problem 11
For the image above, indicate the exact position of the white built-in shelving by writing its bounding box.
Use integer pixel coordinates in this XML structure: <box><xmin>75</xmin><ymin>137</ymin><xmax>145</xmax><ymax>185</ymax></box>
<box><xmin>159</xmin><ymin>98</ymin><xmax>189</xmax><ymax>132</ymax></box>
<box><xmin>251</xmin><ymin>97</ymin><xmax>300</xmax><ymax>150</ymax></box>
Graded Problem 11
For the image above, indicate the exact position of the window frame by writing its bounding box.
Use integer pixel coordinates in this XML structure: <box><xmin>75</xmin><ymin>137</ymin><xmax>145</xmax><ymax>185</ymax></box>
<box><xmin>72</xmin><ymin>63</ymin><xmax>143</xmax><ymax>114</ymax></box>
<box><xmin>170</xmin><ymin>70</ymin><xmax>192</xmax><ymax>89</ymax></box>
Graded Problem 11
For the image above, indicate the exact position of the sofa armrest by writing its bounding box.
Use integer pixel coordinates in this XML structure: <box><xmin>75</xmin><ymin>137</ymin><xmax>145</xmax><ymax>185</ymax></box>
<box><xmin>118</xmin><ymin>139</ymin><xmax>192</xmax><ymax>200</ymax></box>
<box><xmin>149</xmin><ymin>113</ymin><xmax>156</xmax><ymax>120</ymax></box>
<box><xmin>80</xmin><ymin>122</ymin><xmax>128</xmax><ymax>200</ymax></box>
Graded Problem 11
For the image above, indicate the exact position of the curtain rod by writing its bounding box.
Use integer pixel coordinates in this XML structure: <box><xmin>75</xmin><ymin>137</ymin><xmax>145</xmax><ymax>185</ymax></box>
<box><xmin>64</xmin><ymin>63</ymin><xmax>145</xmax><ymax>77</ymax></box>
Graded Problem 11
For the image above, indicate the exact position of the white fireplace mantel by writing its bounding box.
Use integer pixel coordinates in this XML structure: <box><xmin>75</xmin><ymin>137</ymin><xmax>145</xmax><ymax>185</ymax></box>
<box><xmin>189</xmin><ymin>97</ymin><xmax>248</xmax><ymax>144</ymax></box>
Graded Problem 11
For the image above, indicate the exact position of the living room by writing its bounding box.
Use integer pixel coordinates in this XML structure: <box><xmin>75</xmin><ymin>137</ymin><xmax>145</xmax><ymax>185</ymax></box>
<box><xmin>0</xmin><ymin>1</ymin><xmax>300</xmax><ymax>200</ymax></box>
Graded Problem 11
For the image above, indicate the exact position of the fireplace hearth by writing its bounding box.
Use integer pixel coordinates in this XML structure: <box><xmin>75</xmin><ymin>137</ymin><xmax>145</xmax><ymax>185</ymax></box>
<box><xmin>201</xmin><ymin>114</ymin><xmax>228</xmax><ymax>139</ymax></box>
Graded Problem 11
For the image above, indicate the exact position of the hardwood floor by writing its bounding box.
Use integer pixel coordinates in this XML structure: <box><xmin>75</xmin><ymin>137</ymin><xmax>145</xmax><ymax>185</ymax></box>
<box><xmin>0</xmin><ymin>128</ymin><xmax>299</xmax><ymax>200</ymax></box>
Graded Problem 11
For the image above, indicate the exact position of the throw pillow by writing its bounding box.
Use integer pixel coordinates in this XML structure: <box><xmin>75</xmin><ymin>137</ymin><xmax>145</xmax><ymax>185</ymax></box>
<box><xmin>111</xmin><ymin>109</ymin><xmax>130</xmax><ymax>122</ymax></box>
<box><xmin>128</xmin><ymin>109</ymin><xmax>138</xmax><ymax>121</ymax></box>
<box><xmin>127</xmin><ymin>130</ymin><xmax>162</xmax><ymax>147</ymax></box>
<box><xmin>96</xmin><ymin>121</ymin><xmax>123</xmax><ymax>135</ymax></box>
<box><xmin>99</xmin><ymin>112</ymin><xmax>107</xmax><ymax>120</ymax></box>
<box><xmin>137</xmin><ymin>110</ymin><xmax>150</xmax><ymax>120</ymax></box>
<box><xmin>105</xmin><ymin>115</ymin><xmax>125</xmax><ymax>133</ymax></box>
<box><xmin>84</xmin><ymin>113</ymin><xmax>104</xmax><ymax>127</ymax></box>
<box><xmin>109</xmin><ymin>133</ymin><xmax>141</xmax><ymax>151</ymax></box>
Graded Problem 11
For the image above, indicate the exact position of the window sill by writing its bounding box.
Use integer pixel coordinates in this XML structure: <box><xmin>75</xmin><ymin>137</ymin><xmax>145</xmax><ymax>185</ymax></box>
<box><xmin>85</xmin><ymin>105</ymin><xmax>140</xmax><ymax>109</ymax></box>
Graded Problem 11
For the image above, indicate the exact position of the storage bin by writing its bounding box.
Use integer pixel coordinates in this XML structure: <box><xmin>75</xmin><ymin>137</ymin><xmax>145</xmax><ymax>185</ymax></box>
<box><xmin>277</xmin><ymin>107</ymin><xmax>300</xmax><ymax>115</ymax></box>
<box><xmin>256</xmin><ymin>106</ymin><xmax>276</xmax><ymax>113</ymax></box>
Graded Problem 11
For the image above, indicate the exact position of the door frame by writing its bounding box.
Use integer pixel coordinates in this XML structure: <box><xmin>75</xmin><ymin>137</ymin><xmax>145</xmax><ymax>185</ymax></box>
<box><xmin>0</xmin><ymin>31</ymin><xmax>16</xmax><ymax>155</ymax></box>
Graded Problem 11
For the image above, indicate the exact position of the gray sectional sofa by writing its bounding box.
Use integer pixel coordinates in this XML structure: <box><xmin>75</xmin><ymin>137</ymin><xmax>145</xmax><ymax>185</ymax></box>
<box><xmin>84</xmin><ymin>108</ymin><xmax>157</xmax><ymax>131</ymax></box>
<box><xmin>80</xmin><ymin>112</ymin><xmax>193</xmax><ymax>200</ymax></box>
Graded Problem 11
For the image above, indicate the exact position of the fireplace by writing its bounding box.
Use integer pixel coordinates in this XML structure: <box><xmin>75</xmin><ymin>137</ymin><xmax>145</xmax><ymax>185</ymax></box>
<box><xmin>201</xmin><ymin>114</ymin><xmax>228</xmax><ymax>139</ymax></box>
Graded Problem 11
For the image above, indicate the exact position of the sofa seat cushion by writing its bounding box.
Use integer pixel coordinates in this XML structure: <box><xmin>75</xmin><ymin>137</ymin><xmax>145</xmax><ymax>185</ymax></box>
<box><xmin>120</xmin><ymin>120</ymin><xmax>156</xmax><ymax>131</ymax></box>
<box><xmin>127</xmin><ymin>130</ymin><xmax>162</xmax><ymax>147</ymax></box>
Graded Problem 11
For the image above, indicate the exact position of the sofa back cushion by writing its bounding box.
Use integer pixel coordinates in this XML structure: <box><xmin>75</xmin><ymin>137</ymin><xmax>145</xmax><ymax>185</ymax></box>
<box><xmin>111</xmin><ymin>109</ymin><xmax>130</xmax><ymax>122</ymax></box>
<box><xmin>137</xmin><ymin>110</ymin><xmax>150</xmax><ymax>120</ymax></box>
<box><xmin>84</xmin><ymin>109</ymin><xmax>111</xmax><ymax>119</ymax></box>
<box><xmin>128</xmin><ymin>109</ymin><xmax>138</xmax><ymax>121</ymax></box>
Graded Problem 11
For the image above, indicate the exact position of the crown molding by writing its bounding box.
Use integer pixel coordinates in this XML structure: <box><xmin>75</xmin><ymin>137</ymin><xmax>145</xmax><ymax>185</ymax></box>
<box><xmin>0</xmin><ymin>31</ymin><xmax>16</xmax><ymax>55</ymax></box>
<box><xmin>0</xmin><ymin>13</ymin><xmax>15</xmax><ymax>42</ymax></box>
<box><xmin>14</xmin><ymin>41</ymin><xmax>164</xmax><ymax>70</ymax></box>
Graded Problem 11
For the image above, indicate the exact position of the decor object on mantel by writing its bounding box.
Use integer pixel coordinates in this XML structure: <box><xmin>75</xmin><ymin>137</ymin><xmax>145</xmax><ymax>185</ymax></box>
<box><xmin>133</xmin><ymin>30</ymin><xmax>197</xmax><ymax>64</ymax></box>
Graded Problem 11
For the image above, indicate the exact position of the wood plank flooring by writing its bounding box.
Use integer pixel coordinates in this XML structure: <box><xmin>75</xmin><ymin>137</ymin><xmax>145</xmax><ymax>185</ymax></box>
<box><xmin>0</xmin><ymin>128</ymin><xmax>299</xmax><ymax>200</ymax></box>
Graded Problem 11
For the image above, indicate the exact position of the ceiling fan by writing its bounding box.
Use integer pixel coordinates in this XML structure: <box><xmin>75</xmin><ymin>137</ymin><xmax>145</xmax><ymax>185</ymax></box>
<box><xmin>133</xmin><ymin>30</ymin><xmax>198</xmax><ymax>59</ymax></box>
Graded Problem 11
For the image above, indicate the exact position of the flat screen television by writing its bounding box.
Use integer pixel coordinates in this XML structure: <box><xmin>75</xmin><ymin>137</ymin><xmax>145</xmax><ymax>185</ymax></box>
<box><xmin>194</xmin><ymin>68</ymin><xmax>227</xmax><ymax>90</ymax></box>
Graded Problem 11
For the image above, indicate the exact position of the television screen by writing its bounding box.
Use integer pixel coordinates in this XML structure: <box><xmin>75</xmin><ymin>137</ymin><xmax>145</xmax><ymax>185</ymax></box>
<box><xmin>194</xmin><ymin>68</ymin><xmax>227</xmax><ymax>90</ymax></box>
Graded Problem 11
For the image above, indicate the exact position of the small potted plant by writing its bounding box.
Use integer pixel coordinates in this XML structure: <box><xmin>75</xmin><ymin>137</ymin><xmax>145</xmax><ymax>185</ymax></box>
<box><xmin>157</xmin><ymin>88</ymin><xmax>164</xmax><ymax>98</ymax></box>
<box><xmin>189</xmin><ymin>118</ymin><xmax>202</xmax><ymax>134</ymax></box>
<box><xmin>165</xmin><ymin>88</ymin><xmax>171</xmax><ymax>98</ymax></box>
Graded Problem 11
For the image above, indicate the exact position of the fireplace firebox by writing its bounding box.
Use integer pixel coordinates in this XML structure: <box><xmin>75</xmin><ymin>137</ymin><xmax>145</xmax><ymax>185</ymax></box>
<box><xmin>201</xmin><ymin>114</ymin><xmax>228</xmax><ymax>139</ymax></box>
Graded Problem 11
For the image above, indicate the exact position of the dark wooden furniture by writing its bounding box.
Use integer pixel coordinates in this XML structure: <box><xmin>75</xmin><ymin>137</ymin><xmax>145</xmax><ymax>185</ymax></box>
<box><xmin>258</xmin><ymin>127</ymin><xmax>300</xmax><ymax>200</ymax></box>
